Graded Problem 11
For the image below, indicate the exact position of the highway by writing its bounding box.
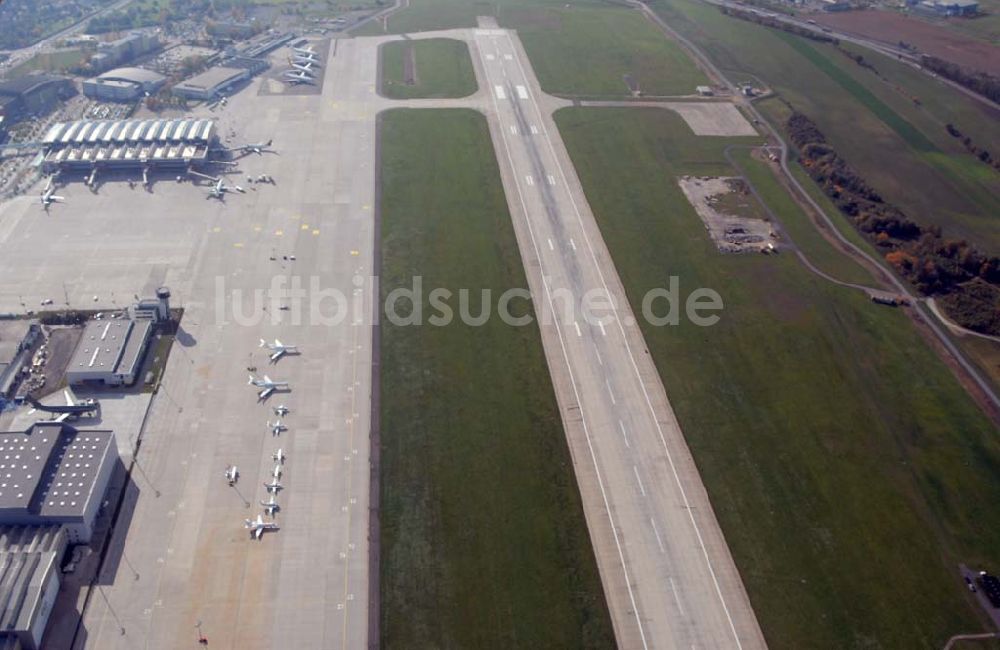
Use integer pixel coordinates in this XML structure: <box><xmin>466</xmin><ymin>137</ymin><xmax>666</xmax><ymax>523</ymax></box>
<box><xmin>470</xmin><ymin>27</ymin><xmax>766</xmax><ymax>650</ymax></box>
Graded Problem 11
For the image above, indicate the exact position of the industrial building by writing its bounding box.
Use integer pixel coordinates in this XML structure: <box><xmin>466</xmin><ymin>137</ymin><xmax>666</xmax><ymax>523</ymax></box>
<box><xmin>912</xmin><ymin>0</ymin><xmax>978</xmax><ymax>14</ymax></box>
<box><xmin>65</xmin><ymin>319</ymin><xmax>152</xmax><ymax>387</ymax></box>
<box><xmin>0</xmin><ymin>525</ymin><xmax>67</xmax><ymax>650</ymax></box>
<box><xmin>0</xmin><ymin>74</ymin><xmax>76</xmax><ymax>122</ymax></box>
<box><xmin>40</xmin><ymin>117</ymin><xmax>216</xmax><ymax>174</ymax></box>
<box><xmin>83</xmin><ymin>67</ymin><xmax>167</xmax><ymax>102</ymax></box>
<box><xmin>0</xmin><ymin>320</ymin><xmax>41</xmax><ymax>400</ymax></box>
<box><xmin>90</xmin><ymin>32</ymin><xmax>161</xmax><ymax>73</ymax></box>
<box><xmin>172</xmin><ymin>65</ymin><xmax>250</xmax><ymax>100</ymax></box>
<box><xmin>0</xmin><ymin>422</ymin><xmax>117</xmax><ymax>544</ymax></box>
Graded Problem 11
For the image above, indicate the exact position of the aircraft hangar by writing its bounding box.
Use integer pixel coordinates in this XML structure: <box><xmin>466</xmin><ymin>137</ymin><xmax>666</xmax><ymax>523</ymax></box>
<box><xmin>40</xmin><ymin>117</ymin><xmax>217</xmax><ymax>174</ymax></box>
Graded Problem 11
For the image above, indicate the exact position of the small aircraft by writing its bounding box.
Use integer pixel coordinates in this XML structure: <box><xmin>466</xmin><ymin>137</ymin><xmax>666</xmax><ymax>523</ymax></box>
<box><xmin>40</xmin><ymin>177</ymin><xmax>65</xmax><ymax>210</ymax></box>
<box><xmin>245</xmin><ymin>514</ymin><xmax>279</xmax><ymax>540</ymax></box>
<box><xmin>273</xmin><ymin>404</ymin><xmax>290</xmax><ymax>417</ymax></box>
<box><xmin>291</xmin><ymin>53</ymin><xmax>321</xmax><ymax>66</ymax></box>
<box><xmin>283</xmin><ymin>70</ymin><xmax>315</xmax><ymax>85</ymax></box>
<box><xmin>292</xmin><ymin>45</ymin><xmax>317</xmax><ymax>57</ymax></box>
<box><xmin>236</xmin><ymin>139</ymin><xmax>275</xmax><ymax>155</ymax></box>
<box><xmin>189</xmin><ymin>170</ymin><xmax>245</xmax><ymax>199</ymax></box>
<box><xmin>260</xmin><ymin>338</ymin><xmax>299</xmax><ymax>362</ymax></box>
<box><xmin>273</xmin><ymin>448</ymin><xmax>286</xmax><ymax>464</ymax></box>
<box><xmin>267</xmin><ymin>420</ymin><xmax>287</xmax><ymax>436</ymax></box>
<box><xmin>249</xmin><ymin>374</ymin><xmax>289</xmax><ymax>400</ymax></box>
<box><xmin>27</xmin><ymin>388</ymin><xmax>98</xmax><ymax>421</ymax></box>
<box><xmin>225</xmin><ymin>465</ymin><xmax>239</xmax><ymax>485</ymax></box>
<box><xmin>261</xmin><ymin>494</ymin><xmax>281</xmax><ymax>516</ymax></box>
<box><xmin>263</xmin><ymin>478</ymin><xmax>284</xmax><ymax>493</ymax></box>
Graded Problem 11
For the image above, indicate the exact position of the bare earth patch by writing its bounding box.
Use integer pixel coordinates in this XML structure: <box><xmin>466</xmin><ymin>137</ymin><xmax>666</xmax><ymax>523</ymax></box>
<box><xmin>678</xmin><ymin>176</ymin><xmax>776</xmax><ymax>253</ymax></box>
<box><xmin>666</xmin><ymin>102</ymin><xmax>758</xmax><ymax>136</ymax></box>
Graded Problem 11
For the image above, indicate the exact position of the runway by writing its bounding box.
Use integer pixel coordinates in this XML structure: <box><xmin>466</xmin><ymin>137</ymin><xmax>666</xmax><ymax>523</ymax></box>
<box><xmin>467</xmin><ymin>27</ymin><xmax>766</xmax><ymax>650</ymax></box>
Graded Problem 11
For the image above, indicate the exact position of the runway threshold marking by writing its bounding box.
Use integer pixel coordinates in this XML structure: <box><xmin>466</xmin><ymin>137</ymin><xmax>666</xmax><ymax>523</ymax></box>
<box><xmin>525</xmin><ymin>175</ymin><xmax>534</xmax><ymax>186</ymax></box>
<box><xmin>547</xmin><ymin>175</ymin><xmax>556</xmax><ymax>186</ymax></box>
<box><xmin>494</xmin><ymin>85</ymin><xmax>506</xmax><ymax>100</ymax></box>
<box><xmin>530</xmin><ymin>125</ymin><xmax>538</xmax><ymax>135</ymax></box>
<box><xmin>516</xmin><ymin>85</ymin><xmax>529</xmax><ymax>99</ymax></box>
<box><xmin>509</xmin><ymin>125</ymin><xmax>518</xmax><ymax>135</ymax></box>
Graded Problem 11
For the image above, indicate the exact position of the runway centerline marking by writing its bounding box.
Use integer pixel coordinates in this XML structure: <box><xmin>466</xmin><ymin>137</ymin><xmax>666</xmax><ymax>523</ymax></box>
<box><xmin>670</xmin><ymin>577</ymin><xmax>686</xmax><ymax>618</ymax></box>
<box><xmin>570</xmin><ymin>238</ymin><xmax>577</xmax><ymax>251</ymax></box>
<box><xmin>605</xmin><ymin>379</ymin><xmax>616</xmax><ymax>405</ymax></box>
<box><xmin>619</xmin><ymin>420</ymin><xmax>630</xmax><ymax>448</ymax></box>
<box><xmin>573</xmin><ymin>321</ymin><xmax>582</xmax><ymax>337</ymax></box>
<box><xmin>598</xmin><ymin>321</ymin><xmax>606</xmax><ymax>337</ymax></box>
<box><xmin>633</xmin><ymin>466</ymin><xmax>646</xmax><ymax>496</ymax></box>
<box><xmin>547</xmin><ymin>238</ymin><xmax>554</xmax><ymax>251</ymax></box>
<box><xmin>652</xmin><ymin>519</ymin><xmax>666</xmax><ymax>554</ymax></box>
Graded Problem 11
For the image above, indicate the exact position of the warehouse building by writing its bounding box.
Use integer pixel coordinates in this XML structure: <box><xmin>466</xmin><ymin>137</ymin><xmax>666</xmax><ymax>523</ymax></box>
<box><xmin>40</xmin><ymin>117</ymin><xmax>216</xmax><ymax>174</ymax></box>
<box><xmin>0</xmin><ymin>525</ymin><xmax>67</xmax><ymax>650</ymax></box>
<box><xmin>172</xmin><ymin>65</ymin><xmax>249</xmax><ymax>101</ymax></box>
<box><xmin>0</xmin><ymin>74</ymin><xmax>76</xmax><ymax>122</ymax></box>
<box><xmin>83</xmin><ymin>67</ymin><xmax>167</xmax><ymax>102</ymax></box>
<box><xmin>0</xmin><ymin>422</ymin><xmax>117</xmax><ymax>544</ymax></box>
<box><xmin>65</xmin><ymin>319</ymin><xmax>152</xmax><ymax>387</ymax></box>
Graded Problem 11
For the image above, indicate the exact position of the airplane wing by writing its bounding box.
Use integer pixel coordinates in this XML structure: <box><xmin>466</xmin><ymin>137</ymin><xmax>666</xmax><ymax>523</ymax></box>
<box><xmin>259</xmin><ymin>387</ymin><xmax>275</xmax><ymax>400</ymax></box>
<box><xmin>263</xmin><ymin>375</ymin><xmax>272</xmax><ymax>384</ymax></box>
<box><xmin>269</xmin><ymin>349</ymin><xmax>283</xmax><ymax>362</ymax></box>
<box><xmin>64</xmin><ymin>389</ymin><xmax>74</xmax><ymax>406</ymax></box>
<box><xmin>253</xmin><ymin>527</ymin><xmax>263</xmax><ymax>539</ymax></box>
<box><xmin>274</xmin><ymin>339</ymin><xmax>283</xmax><ymax>348</ymax></box>
<box><xmin>54</xmin><ymin>413</ymin><xmax>70</xmax><ymax>423</ymax></box>
<box><xmin>189</xmin><ymin>170</ymin><xmax>219</xmax><ymax>182</ymax></box>
<box><xmin>259</xmin><ymin>338</ymin><xmax>268</xmax><ymax>349</ymax></box>
<box><xmin>51</xmin><ymin>196</ymin><xmax>65</xmax><ymax>202</ymax></box>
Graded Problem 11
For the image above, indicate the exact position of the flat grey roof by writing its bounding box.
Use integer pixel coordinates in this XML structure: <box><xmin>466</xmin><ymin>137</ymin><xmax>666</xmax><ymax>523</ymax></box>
<box><xmin>118</xmin><ymin>320</ymin><xmax>151</xmax><ymax>378</ymax></box>
<box><xmin>0</xmin><ymin>422</ymin><xmax>114</xmax><ymax>519</ymax></box>
<box><xmin>175</xmin><ymin>66</ymin><xmax>245</xmax><ymax>92</ymax></box>
<box><xmin>68</xmin><ymin>320</ymin><xmax>133</xmax><ymax>375</ymax></box>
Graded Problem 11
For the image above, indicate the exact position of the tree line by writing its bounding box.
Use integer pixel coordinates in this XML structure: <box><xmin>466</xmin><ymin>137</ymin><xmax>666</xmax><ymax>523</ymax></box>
<box><xmin>945</xmin><ymin>123</ymin><xmax>1000</xmax><ymax>173</ymax></box>
<box><xmin>718</xmin><ymin>6</ymin><xmax>840</xmax><ymax>44</ymax></box>
<box><xmin>921</xmin><ymin>56</ymin><xmax>1000</xmax><ymax>104</ymax></box>
<box><xmin>787</xmin><ymin>111</ymin><xmax>1000</xmax><ymax>335</ymax></box>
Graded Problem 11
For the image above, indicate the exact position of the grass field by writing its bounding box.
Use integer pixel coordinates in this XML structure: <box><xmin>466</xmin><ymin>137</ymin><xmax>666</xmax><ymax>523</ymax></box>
<box><xmin>379</xmin><ymin>38</ymin><xmax>477</xmax><ymax>99</ymax></box>
<box><xmin>378</xmin><ymin>108</ymin><xmax>614</xmax><ymax>649</ymax></box>
<box><xmin>649</xmin><ymin>0</ymin><xmax>1000</xmax><ymax>254</ymax></box>
<box><xmin>556</xmin><ymin>106</ymin><xmax>1000</xmax><ymax>648</ymax></box>
<box><xmin>360</xmin><ymin>0</ymin><xmax>707</xmax><ymax>96</ymax></box>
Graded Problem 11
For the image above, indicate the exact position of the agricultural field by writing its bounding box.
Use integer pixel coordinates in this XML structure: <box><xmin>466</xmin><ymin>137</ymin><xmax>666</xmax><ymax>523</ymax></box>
<box><xmin>379</xmin><ymin>38</ymin><xmax>477</xmax><ymax>99</ymax></box>
<box><xmin>556</xmin><ymin>106</ymin><xmax>1000</xmax><ymax>648</ymax></box>
<box><xmin>650</xmin><ymin>0</ymin><xmax>1000</xmax><ymax>254</ymax></box>
<box><xmin>361</xmin><ymin>0</ymin><xmax>707</xmax><ymax>96</ymax></box>
<box><xmin>377</xmin><ymin>109</ymin><xmax>614</xmax><ymax>649</ymax></box>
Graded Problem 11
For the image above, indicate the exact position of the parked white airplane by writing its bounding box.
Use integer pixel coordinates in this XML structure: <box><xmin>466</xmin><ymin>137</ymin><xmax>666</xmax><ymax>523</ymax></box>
<box><xmin>292</xmin><ymin>45</ymin><xmax>317</xmax><ymax>56</ymax></box>
<box><xmin>292</xmin><ymin>53</ymin><xmax>321</xmax><ymax>65</ymax></box>
<box><xmin>264</xmin><ymin>478</ymin><xmax>284</xmax><ymax>493</ymax></box>
<box><xmin>273</xmin><ymin>448</ymin><xmax>286</xmax><ymax>464</ymax></box>
<box><xmin>225</xmin><ymin>465</ymin><xmax>239</xmax><ymax>485</ymax></box>
<box><xmin>283</xmin><ymin>70</ymin><xmax>315</xmax><ymax>85</ymax></box>
<box><xmin>291</xmin><ymin>61</ymin><xmax>317</xmax><ymax>75</ymax></box>
<box><xmin>189</xmin><ymin>170</ymin><xmax>245</xmax><ymax>199</ymax></box>
<box><xmin>260</xmin><ymin>338</ymin><xmax>298</xmax><ymax>362</ymax></box>
<box><xmin>28</xmin><ymin>387</ymin><xmax>98</xmax><ymax>422</ymax></box>
<box><xmin>261</xmin><ymin>494</ymin><xmax>280</xmax><ymax>516</ymax></box>
<box><xmin>236</xmin><ymin>139</ymin><xmax>274</xmax><ymax>155</ymax></box>
<box><xmin>249</xmin><ymin>374</ymin><xmax>289</xmax><ymax>400</ymax></box>
<box><xmin>273</xmin><ymin>404</ymin><xmax>290</xmax><ymax>417</ymax></box>
<box><xmin>40</xmin><ymin>178</ymin><xmax>65</xmax><ymax>210</ymax></box>
<box><xmin>245</xmin><ymin>514</ymin><xmax>279</xmax><ymax>539</ymax></box>
<box><xmin>267</xmin><ymin>420</ymin><xmax>287</xmax><ymax>436</ymax></box>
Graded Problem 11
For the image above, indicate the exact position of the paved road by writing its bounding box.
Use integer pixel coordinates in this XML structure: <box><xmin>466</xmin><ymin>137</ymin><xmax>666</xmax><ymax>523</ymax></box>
<box><xmin>467</xmin><ymin>26</ymin><xmax>766</xmax><ymax>650</ymax></box>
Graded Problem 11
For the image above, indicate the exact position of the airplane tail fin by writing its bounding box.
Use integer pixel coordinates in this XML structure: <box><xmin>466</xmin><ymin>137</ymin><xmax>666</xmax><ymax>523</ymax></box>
<box><xmin>259</xmin><ymin>338</ymin><xmax>267</xmax><ymax>348</ymax></box>
<box><xmin>248</xmin><ymin>374</ymin><xmax>255</xmax><ymax>385</ymax></box>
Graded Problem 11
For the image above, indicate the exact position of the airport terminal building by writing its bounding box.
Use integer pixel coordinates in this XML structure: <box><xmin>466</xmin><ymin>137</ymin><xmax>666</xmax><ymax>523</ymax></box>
<box><xmin>40</xmin><ymin>117</ymin><xmax>216</xmax><ymax>174</ymax></box>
